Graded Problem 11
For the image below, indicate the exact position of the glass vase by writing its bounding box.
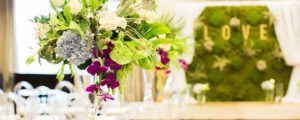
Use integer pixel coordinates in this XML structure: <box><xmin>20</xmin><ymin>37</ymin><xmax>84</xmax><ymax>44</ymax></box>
<box><xmin>196</xmin><ymin>93</ymin><xmax>206</xmax><ymax>104</ymax></box>
<box><xmin>75</xmin><ymin>74</ymin><xmax>100</xmax><ymax>120</ymax></box>
<box><xmin>139</xmin><ymin>69</ymin><xmax>155</xmax><ymax>111</ymax></box>
<box><xmin>265</xmin><ymin>90</ymin><xmax>274</xmax><ymax>102</ymax></box>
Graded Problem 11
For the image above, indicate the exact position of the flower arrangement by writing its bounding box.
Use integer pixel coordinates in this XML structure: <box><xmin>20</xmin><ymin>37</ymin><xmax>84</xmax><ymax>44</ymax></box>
<box><xmin>261</xmin><ymin>79</ymin><xmax>275</xmax><ymax>91</ymax></box>
<box><xmin>27</xmin><ymin>0</ymin><xmax>187</xmax><ymax>101</ymax></box>
<box><xmin>192</xmin><ymin>83</ymin><xmax>210</xmax><ymax>94</ymax></box>
<box><xmin>192</xmin><ymin>83</ymin><xmax>210</xmax><ymax>104</ymax></box>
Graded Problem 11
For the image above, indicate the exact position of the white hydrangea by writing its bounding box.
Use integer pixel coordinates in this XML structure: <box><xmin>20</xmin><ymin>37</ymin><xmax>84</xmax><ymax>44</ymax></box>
<box><xmin>261</xmin><ymin>79</ymin><xmax>275</xmax><ymax>90</ymax></box>
<box><xmin>136</xmin><ymin>9</ymin><xmax>159</xmax><ymax>23</ymax></box>
<box><xmin>99</xmin><ymin>11</ymin><xmax>127</xmax><ymax>31</ymax></box>
<box><xmin>256</xmin><ymin>60</ymin><xmax>267</xmax><ymax>71</ymax></box>
<box><xmin>56</xmin><ymin>31</ymin><xmax>91</xmax><ymax>65</ymax></box>
<box><xmin>52</xmin><ymin>0</ymin><xmax>65</xmax><ymax>8</ymax></box>
<box><xmin>34</xmin><ymin>23</ymin><xmax>51</xmax><ymax>39</ymax></box>
<box><xmin>229</xmin><ymin>17</ymin><xmax>240</xmax><ymax>27</ymax></box>
<box><xmin>69</xmin><ymin>0</ymin><xmax>82</xmax><ymax>14</ymax></box>
<box><xmin>193</xmin><ymin>83</ymin><xmax>210</xmax><ymax>94</ymax></box>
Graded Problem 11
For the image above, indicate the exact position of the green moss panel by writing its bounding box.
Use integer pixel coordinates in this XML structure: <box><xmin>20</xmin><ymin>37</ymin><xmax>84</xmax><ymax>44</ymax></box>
<box><xmin>186</xmin><ymin>6</ymin><xmax>292</xmax><ymax>101</ymax></box>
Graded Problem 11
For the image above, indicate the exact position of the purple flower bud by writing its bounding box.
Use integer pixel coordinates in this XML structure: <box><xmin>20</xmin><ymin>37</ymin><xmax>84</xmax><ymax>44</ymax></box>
<box><xmin>105</xmin><ymin>57</ymin><xmax>122</xmax><ymax>71</ymax></box>
<box><xmin>87</xmin><ymin>61</ymin><xmax>108</xmax><ymax>76</ymax></box>
<box><xmin>100</xmin><ymin>73</ymin><xmax>119</xmax><ymax>89</ymax></box>
<box><xmin>100</xmin><ymin>93</ymin><xmax>115</xmax><ymax>101</ymax></box>
<box><xmin>92</xmin><ymin>48</ymin><xmax>102</xmax><ymax>58</ymax></box>
<box><xmin>85</xmin><ymin>84</ymin><xmax>99</xmax><ymax>93</ymax></box>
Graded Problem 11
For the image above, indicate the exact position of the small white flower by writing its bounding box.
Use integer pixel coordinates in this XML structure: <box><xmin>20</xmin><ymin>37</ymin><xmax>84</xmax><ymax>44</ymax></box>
<box><xmin>69</xmin><ymin>0</ymin><xmax>82</xmax><ymax>14</ymax></box>
<box><xmin>193</xmin><ymin>83</ymin><xmax>210</xmax><ymax>94</ymax></box>
<box><xmin>257</xmin><ymin>60</ymin><xmax>267</xmax><ymax>71</ymax></box>
<box><xmin>99</xmin><ymin>11</ymin><xmax>127</xmax><ymax>31</ymax></box>
<box><xmin>261</xmin><ymin>79</ymin><xmax>275</xmax><ymax>90</ymax></box>
<box><xmin>52</xmin><ymin>0</ymin><xmax>65</xmax><ymax>8</ymax></box>
<box><xmin>230</xmin><ymin>17</ymin><xmax>240</xmax><ymax>27</ymax></box>
<box><xmin>204</xmin><ymin>39</ymin><xmax>215</xmax><ymax>52</ymax></box>
<box><xmin>136</xmin><ymin>9</ymin><xmax>158</xmax><ymax>23</ymax></box>
<box><xmin>35</xmin><ymin>23</ymin><xmax>51</xmax><ymax>39</ymax></box>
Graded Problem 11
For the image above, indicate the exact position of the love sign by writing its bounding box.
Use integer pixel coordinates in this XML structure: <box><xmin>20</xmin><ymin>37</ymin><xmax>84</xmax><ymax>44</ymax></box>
<box><xmin>203</xmin><ymin>24</ymin><xmax>268</xmax><ymax>41</ymax></box>
<box><xmin>186</xmin><ymin>6</ymin><xmax>291</xmax><ymax>101</ymax></box>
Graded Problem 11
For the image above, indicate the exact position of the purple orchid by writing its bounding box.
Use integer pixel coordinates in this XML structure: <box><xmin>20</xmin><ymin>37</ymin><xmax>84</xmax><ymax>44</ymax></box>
<box><xmin>85</xmin><ymin>84</ymin><xmax>99</xmax><ymax>93</ymax></box>
<box><xmin>92</xmin><ymin>48</ymin><xmax>102</xmax><ymax>58</ymax></box>
<box><xmin>179</xmin><ymin>59</ymin><xmax>188</xmax><ymax>71</ymax></box>
<box><xmin>87</xmin><ymin>61</ymin><xmax>109</xmax><ymax>76</ymax></box>
<box><xmin>99</xmin><ymin>93</ymin><xmax>115</xmax><ymax>101</ymax></box>
<box><xmin>105</xmin><ymin>57</ymin><xmax>122</xmax><ymax>70</ymax></box>
<box><xmin>100</xmin><ymin>73</ymin><xmax>120</xmax><ymax>89</ymax></box>
<box><xmin>157</xmin><ymin>48</ymin><xmax>170</xmax><ymax>65</ymax></box>
<box><xmin>101</xmin><ymin>47</ymin><xmax>112</xmax><ymax>58</ymax></box>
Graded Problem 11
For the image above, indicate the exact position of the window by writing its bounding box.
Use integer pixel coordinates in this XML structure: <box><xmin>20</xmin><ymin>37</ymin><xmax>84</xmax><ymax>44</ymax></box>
<box><xmin>14</xmin><ymin>0</ymin><xmax>68</xmax><ymax>74</ymax></box>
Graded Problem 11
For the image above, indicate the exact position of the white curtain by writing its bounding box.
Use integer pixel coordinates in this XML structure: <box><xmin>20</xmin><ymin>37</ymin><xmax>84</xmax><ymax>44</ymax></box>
<box><xmin>167</xmin><ymin>1</ymin><xmax>300</xmax><ymax>102</ymax></box>
<box><xmin>267</xmin><ymin>1</ymin><xmax>300</xmax><ymax>103</ymax></box>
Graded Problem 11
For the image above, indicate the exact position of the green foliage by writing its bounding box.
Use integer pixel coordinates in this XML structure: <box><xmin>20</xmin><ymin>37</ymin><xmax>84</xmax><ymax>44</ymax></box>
<box><xmin>141</xmin><ymin>22</ymin><xmax>171</xmax><ymax>39</ymax></box>
<box><xmin>26</xmin><ymin>56</ymin><xmax>36</xmax><ymax>65</ymax></box>
<box><xmin>110</xmin><ymin>41</ymin><xmax>133</xmax><ymax>65</ymax></box>
<box><xmin>187</xmin><ymin>6</ymin><xmax>292</xmax><ymax>101</ymax></box>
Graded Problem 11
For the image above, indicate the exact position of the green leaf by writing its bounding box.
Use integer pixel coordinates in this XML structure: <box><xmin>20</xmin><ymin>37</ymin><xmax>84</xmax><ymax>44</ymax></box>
<box><xmin>63</xmin><ymin>3</ymin><xmax>72</xmax><ymax>23</ymax></box>
<box><xmin>79</xmin><ymin>19</ymin><xmax>89</xmax><ymax>32</ymax></box>
<box><xmin>142</xmin><ymin>22</ymin><xmax>171</xmax><ymax>39</ymax></box>
<box><xmin>138</xmin><ymin>57</ymin><xmax>155</xmax><ymax>70</ymax></box>
<box><xmin>69</xmin><ymin>21</ymin><xmax>84</xmax><ymax>39</ymax></box>
<box><xmin>125</xmin><ymin>40</ymin><xmax>152</xmax><ymax>60</ymax></box>
<box><xmin>56</xmin><ymin>64</ymin><xmax>65</xmax><ymax>81</ymax></box>
<box><xmin>110</xmin><ymin>41</ymin><xmax>133</xmax><ymax>65</ymax></box>
<box><xmin>26</xmin><ymin>56</ymin><xmax>35</xmax><ymax>65</ymax></box>
<box><xmin>77</xmin><ymin>59</ymin><xmax>93</xmax><ymax>70</ymax></box>
<box><xmin>150</xmin><ymin>38</ymin><xmax>173</xmax><ymax>47</ymax></box>
<box><xmin>49</xmin><ymin>0</ymin><xmax>66</xmax><ymax>22</ymax></box>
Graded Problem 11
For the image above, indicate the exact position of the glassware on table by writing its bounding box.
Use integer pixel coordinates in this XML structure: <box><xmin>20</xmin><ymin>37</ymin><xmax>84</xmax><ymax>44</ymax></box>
<box><xmin>196</xmin><ymin>93</ymin><xmax>206</xmax><ymax>104</ymax></box>
<box><xmin>140</xmin><ymin>69</ymin><xmax>155</xmax><ymax>111</ymax></box>
<box><xmin>275</xmin><ymin>83</ymin><xmax>284</xmax><ymax>103</ymax></box>
<box><xmin>264</xmin><ymin>89</ymin><xmax>274</xmax><ymax>102</ymax></box>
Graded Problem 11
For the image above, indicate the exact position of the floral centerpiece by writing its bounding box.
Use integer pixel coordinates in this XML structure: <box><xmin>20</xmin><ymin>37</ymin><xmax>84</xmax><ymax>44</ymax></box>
<box><xmin>27</xmin><ymin>0</ymin><xmax>187</xmax><ymax>102</ymax></box>
<box><xmin>192</xmin><ymin>83</ymin><xmax>210</xmax><ymax>104</ymax></box>
<box><xmin>261</xmin><ymin>79</ymin><xmax>275</xmax><ymax>102</ymax></box>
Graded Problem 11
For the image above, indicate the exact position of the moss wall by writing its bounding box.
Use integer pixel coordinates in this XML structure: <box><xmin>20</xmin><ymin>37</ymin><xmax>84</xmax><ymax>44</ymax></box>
<box><xmin>186</xmin><ymin>6</ymin><xmax>292</xmax><ymax>101</ymax></box>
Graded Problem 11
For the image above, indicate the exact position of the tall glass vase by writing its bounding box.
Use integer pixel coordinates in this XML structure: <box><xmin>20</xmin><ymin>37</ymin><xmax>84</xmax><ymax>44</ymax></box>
<box><xmin>140</xmin><ymin>69</ymin><xmax>155</xmax><ymax>111</ymax></box>
<box><xmin>74</xmin><ymin>73</ymin><xmax>100</xmax><ymax>120</ymax></box>
<box><xmin>265</xmin><ymin>90</ymin><xmax>274</xmax><ymax>102</ymax></box>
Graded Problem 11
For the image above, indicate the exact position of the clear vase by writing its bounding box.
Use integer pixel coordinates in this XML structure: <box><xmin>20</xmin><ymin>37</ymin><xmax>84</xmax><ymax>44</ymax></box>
<box><xmin>162</xmin><ymin>74</ymin><xmax>174</xmax><ymax>104</ymax></box>
<box><xmin>196</xmin><ymin>93</ymin><xmax>206</xmax><ymax>104</ymax></box>
<box><xmin>74</xmin><ymin>73</ymin><xmax>100</xmax><ymax>120</ymax></box>
<box><xmin>139</xmin><ymin>69</ymin><xmax>155</xmax><ymax>111</ymax></box>
<box><xmin>265</xmin><ymin>90</ymin><xmax>274</xmax><ymax>102</ymax></box>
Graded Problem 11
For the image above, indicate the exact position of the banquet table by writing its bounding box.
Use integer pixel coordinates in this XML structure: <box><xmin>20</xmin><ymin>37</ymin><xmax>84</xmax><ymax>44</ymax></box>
<box><xmin>100</xmin><ymin>102</ymin><xmax>300</xmax><ymax>120</ymax></box>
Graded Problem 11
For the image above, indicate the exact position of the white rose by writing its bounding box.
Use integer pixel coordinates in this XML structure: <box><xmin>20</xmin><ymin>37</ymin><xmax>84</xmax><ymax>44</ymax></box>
<box><xmin>261</xmin><ymin>79</ymin><xmax>275</xmax><ymax>90</ymax></box>
<box><xmin>137</xmin><ymin>9</ymin><xmax>158</xmax><ymax>23</ymax></box>
<box><xmin>118</xmin><ymin>17</ymin><xmax>127</xmax><ymax>29</ymax></box>
<box><xmin>35</xmin><ymin>23</ymin><xmax>51</xmax><ymax>39</ymax></box>
<box><xmin>69</xmin><ymin>0</ymin><xmax>82</xmax><ymax>14</ymax></box>
<box><xmin>99</xmin><ymin>11</ymin><xmax>127</xmax><ymax>31</ymax></box>
<box><xmin>256</xmin><ymin>60</ymin><xmax>267</xmax><ymax>71</ymax></box>
<box><xmin>230</xmin><ymin>17</ymin><xmax>240</xmax><ymax>27</ymax></box>
<box><xmin>52</xmin><ymin>0</ymin><xmax>65</xmax><ymax>8</ymax></box>
<box><xmin>204</xmin><ymin>39</ymin><xmax>215</xmax><ymax>52</ymax></box>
